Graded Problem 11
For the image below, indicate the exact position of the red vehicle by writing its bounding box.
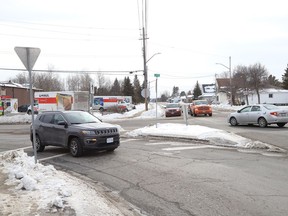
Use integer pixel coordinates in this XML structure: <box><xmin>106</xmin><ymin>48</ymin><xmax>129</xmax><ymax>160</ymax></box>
<box><xmin>189</xmin><ymin>100</ymin><xmax>212</xmax><ymax>117</ymax></box>
<box><xmin>165</xmin><ymin>103</ymin><xmax>182</xmax><ymax>117</ymax></box>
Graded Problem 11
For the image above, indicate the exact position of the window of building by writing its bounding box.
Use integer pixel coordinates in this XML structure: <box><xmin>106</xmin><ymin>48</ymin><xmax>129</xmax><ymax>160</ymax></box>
<box><xmin>269</xmin><ymin>94</ymin><xmax>273</xmax><ymax>98</ymax></box>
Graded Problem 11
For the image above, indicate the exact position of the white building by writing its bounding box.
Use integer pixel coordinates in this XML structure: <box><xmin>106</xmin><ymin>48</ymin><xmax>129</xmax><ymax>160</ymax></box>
<box><xmin>247</xmin><ymin>88</ymin><xmax>288</xmax><ymax>106</ymax></box>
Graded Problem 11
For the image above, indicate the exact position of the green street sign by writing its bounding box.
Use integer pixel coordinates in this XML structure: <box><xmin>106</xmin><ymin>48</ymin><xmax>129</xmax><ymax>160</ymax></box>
<box><xmin>154</xmin><ymin>73</ymin><xmax>160</xmax><ymax>77</ymax></box>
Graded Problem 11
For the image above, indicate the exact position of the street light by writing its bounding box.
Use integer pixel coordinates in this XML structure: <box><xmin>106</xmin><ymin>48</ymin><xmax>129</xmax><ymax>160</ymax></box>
<box><xmin>144</xmin><ymin>52</ymin><xmax>161</xmax><ymax>111</ymax></box>
<box><xmin>216</xmin><ymin>56</ymin><xmax>232</xmax><ymax>105</ymax></box>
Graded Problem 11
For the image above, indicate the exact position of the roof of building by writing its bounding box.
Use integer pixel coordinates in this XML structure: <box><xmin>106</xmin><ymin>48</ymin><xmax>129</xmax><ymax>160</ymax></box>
<box><xmin>216</xmin><ymin>78</ymin><xmax>230</xmax><ymax>87</ymax></box>
<box><xmin>0</xmin><ymin>81</ymin><xmax>41</xmax><ymax>90</ymax></box>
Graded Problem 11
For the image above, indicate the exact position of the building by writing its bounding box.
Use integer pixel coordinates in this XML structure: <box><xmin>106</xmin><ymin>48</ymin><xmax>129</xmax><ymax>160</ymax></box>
<box><xmin>247</xmin><ymin>88</ymin><xmax>288</xmax><ymax>106</ymax></box>
<box><xmin>0</xmin><ymin>81</ymin><xmax>41</xmax><ymax>107</ymax></box>
<box><xmin>215</xmin><ymin>78</ymin><xmax>288</xmax><ymax>106</ymax></box>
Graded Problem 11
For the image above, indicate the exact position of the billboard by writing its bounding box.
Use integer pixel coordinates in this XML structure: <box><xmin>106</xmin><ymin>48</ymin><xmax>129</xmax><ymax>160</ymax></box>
<box><xmin>202</xmin><ymin>84</ymin><xmax>216</xmax><ymax>93</ymax></box>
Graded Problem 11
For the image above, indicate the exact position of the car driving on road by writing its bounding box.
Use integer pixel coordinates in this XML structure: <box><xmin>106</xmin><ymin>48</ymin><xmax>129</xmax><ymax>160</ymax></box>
<box><xmin>30</xmin><ymin>110</ymin><xmax>120</xmax><ymax>157</ymax></box>
<box><xmin>165</xmin><ymin>103</ymin><xmax>182</xmax><ymax>117</ymax></box>
<box><xmin>227</xmin><ymin>104</ymin><xmax>288</xmax><ymax>128</ymax></box>
<box><xmin>189</xmin><ymin>100</ymin><xmax>212</xmax><ymax>117</ymax></box>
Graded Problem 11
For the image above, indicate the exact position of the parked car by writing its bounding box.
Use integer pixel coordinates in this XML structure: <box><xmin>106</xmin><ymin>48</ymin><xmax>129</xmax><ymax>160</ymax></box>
<box><xmin>27</xmin><ymin>104</ymin><xmax>39</xmax><ymax>115</ymax></box>
<box><xmin>227</xmin><ymin>104</ymin><xmax>288</xmax><ymax>128</ymax></box>
<box><xmin>30</xmin><ymin>110</ymin><xmax>120</xmax><ymax>157</ymax></box>
<box><xmin>165</xmin><ymin>103</ymin><xmax>182</xmax><ymax>117</ymax></box>
<box><xmin>18</xmin><ymin>104</ymin><xmax>30</xmax><ymax>112</ymax></box>
<box><xmin>189</xmin><ymin>100</ymin><xmax>212</xmax><ymax>116</ymax></box>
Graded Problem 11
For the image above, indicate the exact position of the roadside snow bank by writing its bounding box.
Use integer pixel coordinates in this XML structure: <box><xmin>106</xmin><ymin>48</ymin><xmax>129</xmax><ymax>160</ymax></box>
<box><xmin>126</xmin><ymin>123</ymin><xmax>286</xmax><ymax>152</ymax></box>
<box><xmin>0</xmin><ymin>150</ymin><xmax>124</xmax><ymax>216</ymax></box>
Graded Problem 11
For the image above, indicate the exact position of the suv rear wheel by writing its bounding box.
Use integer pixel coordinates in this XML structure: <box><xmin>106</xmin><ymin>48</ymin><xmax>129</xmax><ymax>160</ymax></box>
<box><xmin>69</xmin><ymin>138</ymin><xmax>83</xmax><ymax>157</ymax></box>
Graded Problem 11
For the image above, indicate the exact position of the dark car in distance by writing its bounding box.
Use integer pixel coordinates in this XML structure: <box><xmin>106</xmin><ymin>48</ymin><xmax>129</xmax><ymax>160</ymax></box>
<box><xmin>165</xmin><ymin>103</ymin><xmax>182</xmax><ymax>117</ymax></box>
<box><xmin>30</xmin><ymin>110</ymin><xmax>120</xmax><ymax>157</ymax></box>
<box><xmin>18</xmin><ymin>104</ymin><xmax>30</xmax><ymax>112</ymax></box>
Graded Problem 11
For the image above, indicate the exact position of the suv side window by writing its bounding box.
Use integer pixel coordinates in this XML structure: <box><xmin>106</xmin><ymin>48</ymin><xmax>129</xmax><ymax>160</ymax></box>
<box><xmin>52</xmin><ymin>113</ymin><xmax>65</xmax><ymax>125</ymax></box>
<box><xmin>41</xmin><ymin>113</ymin><xmax>54</xmax><ymax>124</ymax></box>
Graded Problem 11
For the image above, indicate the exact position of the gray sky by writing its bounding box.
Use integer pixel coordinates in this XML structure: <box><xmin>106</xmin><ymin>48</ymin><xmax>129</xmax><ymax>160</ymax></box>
<box><xmin>1</xmin><ymin>0</ymin><xmax>288</xmax><ymax>97</ymax></box>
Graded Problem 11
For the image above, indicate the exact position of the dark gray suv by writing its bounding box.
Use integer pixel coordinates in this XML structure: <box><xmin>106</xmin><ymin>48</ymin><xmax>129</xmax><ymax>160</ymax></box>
<box><xmin>30</xmin><ymin>110</ymin><xmax>120</xmax><ymax>157</ymax></box>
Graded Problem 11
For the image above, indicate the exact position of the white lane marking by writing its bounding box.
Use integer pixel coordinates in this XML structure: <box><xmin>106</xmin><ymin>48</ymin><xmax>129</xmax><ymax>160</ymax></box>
<box><xmin>38</xmin><ymin>153</ymin><xmax>69</xmax><ymax>162</ymax></box>
<box><xmin>121</xmin><ymin>139</ymin><xmax>139</xmax><ymax>143</ymax></box>
<box><xmin>0</xmin><ymin>146</ymin><xmax>31</xmax><ymax>155</ymax></box>
<box><xmin>163</xmin><ymin>145</ymin><xmax>233</xmax><ymax>151</ymax></box>
<box><xmin>146</xmin><ymin>142</ymin><xmax>196</xmax><ymax>146</ymax></box>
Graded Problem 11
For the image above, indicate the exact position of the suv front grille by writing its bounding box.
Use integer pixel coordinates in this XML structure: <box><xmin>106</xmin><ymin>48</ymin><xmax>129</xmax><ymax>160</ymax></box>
<box><xmin>95</xmin><ymin>128</ymin><xmax>118</xmax><ymax>135</ymax></box>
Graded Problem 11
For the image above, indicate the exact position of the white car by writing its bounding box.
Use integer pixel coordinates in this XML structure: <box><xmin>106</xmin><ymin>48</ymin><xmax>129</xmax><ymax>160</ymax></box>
<box><xmin>227</xmin><ymin>104</ymin><xmax>288</xmax><ymax>128</ymax></box>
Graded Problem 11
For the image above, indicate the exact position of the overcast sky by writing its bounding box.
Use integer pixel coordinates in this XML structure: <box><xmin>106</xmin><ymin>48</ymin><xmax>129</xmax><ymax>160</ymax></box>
<box><xmin>1</xmin><ymin>0</ymin><xmax>288</xmax><ymax>97</ymax></box>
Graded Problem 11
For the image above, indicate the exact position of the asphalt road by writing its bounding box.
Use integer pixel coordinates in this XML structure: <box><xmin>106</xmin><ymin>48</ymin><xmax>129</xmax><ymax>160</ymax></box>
<box><xmin>1</xmin><ymin>109</ymin><xmax>288</xmax><ymax>216</ymax></box>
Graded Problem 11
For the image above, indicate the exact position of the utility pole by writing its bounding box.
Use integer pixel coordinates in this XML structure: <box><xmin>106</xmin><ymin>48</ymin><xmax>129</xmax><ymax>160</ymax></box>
<box><xmin>216</xmin><ymin>56</ymin><xmax>233</xmax><ymax>106</ymax></box>
<box><xmin>229</xmin><ymin>56</ymin><xmax>232</xmax><ymax>106</ymax></box>
<box><xmin>142</xmin><ymin>27</ymin><xmax>148</xmax><ymax>111</ymax></box>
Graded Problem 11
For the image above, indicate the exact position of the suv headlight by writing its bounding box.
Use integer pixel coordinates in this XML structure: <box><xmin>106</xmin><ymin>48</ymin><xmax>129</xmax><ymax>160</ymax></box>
<box><xmin>81</xmin><ymin>130</ymin><xmax>96</xmax><ymax>135</ymax></box>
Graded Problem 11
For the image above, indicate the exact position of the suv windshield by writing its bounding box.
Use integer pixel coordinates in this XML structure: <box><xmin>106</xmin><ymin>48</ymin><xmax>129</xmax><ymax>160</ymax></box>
<box><xmin>64</xmin><ymin>112</ymin><xmax>101</xmax><ymax>124</ymax></box>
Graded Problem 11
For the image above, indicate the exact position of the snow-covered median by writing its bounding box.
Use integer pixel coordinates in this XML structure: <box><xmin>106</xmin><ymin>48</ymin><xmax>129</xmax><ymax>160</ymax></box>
<box><xmin>126</xmin><ymin>123</ymin><xmax>286</xmax><ymax>152</ymax></box>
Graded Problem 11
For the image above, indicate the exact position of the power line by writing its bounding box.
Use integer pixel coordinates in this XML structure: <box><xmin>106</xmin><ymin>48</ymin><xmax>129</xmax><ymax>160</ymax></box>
<box><xmin>0</xmin><ymin>20</ymin><xmax>138</xmax><ymax>31</ymax></box>
<box><xmin>0</xmin><ymin>67</ymin><xmax>143</xmax><ymax>75</ymax></box>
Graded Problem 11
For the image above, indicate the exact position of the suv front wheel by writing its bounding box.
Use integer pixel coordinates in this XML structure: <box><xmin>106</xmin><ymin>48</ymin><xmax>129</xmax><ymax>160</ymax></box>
<box><xmin>32</xmin><ymin>135</ymin><xmax>45</xmax><ymax>152</ymax></box>
<box><xmin>69</xmin><ymin>137</ymin><xmax>83</xmax><ymax>157</ymax></box>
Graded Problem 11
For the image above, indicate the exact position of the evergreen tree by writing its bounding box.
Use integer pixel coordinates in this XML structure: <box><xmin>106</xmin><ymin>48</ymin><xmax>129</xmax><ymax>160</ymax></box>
<box><xmin>122</xmin><ymin>76</ymin><xmax>134</xmax><ymax>97</ymax></box>
<box><xmin>133</xmin><ymin>75</ymin><xmax>143</xmax><ymax>104</ymax></box>
<box><xmin>187</xmin><ymin>90</ymin><xmax>192</xmax><ymax>96</ymax></box>
<box><xmin>110</xmin><ymin>78</ymin><xmax>121</xmax><ymax>95</ymax></box>
<box><xmin>267</xmin><ymin>75</ymin><xmax>281</xmax><ymax>87</ymax></box>
<box><xmin>160</xmin><ymin>91</ymin><xmax>169</xmax><ymax>102</ymax></box>
<box><xmin>180</xmin><ymin>91</ymin><xmax>186</xmax><ymax>97</ymax></box>
<box><xmin>193</xmin><ymin>81</ymin><xmax>202</xmax><ymax>99</ymax></box>
<box><xmin>282</xmin><ymin>65</ymin><xmax>288</xmax><ymax>89</ymax></box>
<box><xmin>171</xmin><ymin>86</ymin><xmax>179</xmax><ymax>97</ymax></box>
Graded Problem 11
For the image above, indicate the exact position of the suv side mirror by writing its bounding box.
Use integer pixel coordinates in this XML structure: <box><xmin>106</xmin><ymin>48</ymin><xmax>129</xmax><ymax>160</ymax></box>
<box><xmin>58</xmin><ymin>121</ymin><xmax>68</xmax><ymax>127</ymax></box>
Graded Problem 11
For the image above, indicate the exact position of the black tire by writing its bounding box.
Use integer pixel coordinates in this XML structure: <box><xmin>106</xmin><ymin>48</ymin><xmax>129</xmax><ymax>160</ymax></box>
<box><xmin>193</xmin><ymin>113</ymin><xmax>197</xmax><ymax>117</ymax></box>
<box><xmin>209</xmin><ymin>113</ymin><xmax>212</xmax><ymax>117</ymax></box>
<box><xmin>69</xmin><ymin>137</ymin><xmax>83</xmax><ymax>157</ymax></box>
<box><xmin>27</xmin><ymin>110</ymin><xmax>32</xmax><ymax>115</ymax></box>
<box><xmin>33</xmin><ymin>135</ymin><xmax>45</xmax><ymax>152</ymax></box>
<box><xmin>99</xmin><ymin>107</ymin><xmax>104</xmax><ymax>112</ymax></box>
<box><xmin>258</xmin><ymin>117</ymin><xmax>267</xmax><ymax>128</ymax></box>
<box><xmin>230</xmin><ymin>117</ymin><xmax>238</xmax><ymax>126</ymax></box>
<box><xmin>190</xmin><ymin>110</ymin><xmax>193</xmax><ymax>116</ymax></box>
<box><xmin>277</xmin><ymin>123</ymin><xmax>286</xmax><ymax>128</ymax></box>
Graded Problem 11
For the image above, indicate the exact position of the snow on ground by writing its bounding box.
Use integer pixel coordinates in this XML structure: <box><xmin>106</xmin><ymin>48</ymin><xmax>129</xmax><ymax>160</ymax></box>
<box><xmin>0</xmin><ymin>150</ymin><xmax>126</xmax><ymax>216</ymax></box>
<box><xmin>0</xmin><ymin>103</ymin><xmax>287</xmax><ymax>215</ymax></box>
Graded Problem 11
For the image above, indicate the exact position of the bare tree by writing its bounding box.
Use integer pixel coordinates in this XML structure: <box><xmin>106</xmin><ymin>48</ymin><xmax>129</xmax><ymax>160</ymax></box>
<box><xmin>33</xmin><ymin>71</ymin><xmax>64</xmax><ymax>91</ymax></box>
<box><xmin>233</xmin><ymin>65</ymin><xmax>249</xmax><ymax>104</ymax></box>
<box><xmin>79</xmin><ymin>73</ymin><xmax>93</xmax><ymax>91</ymax></box>
<box><xmin>11</xmin><ymin>72</ymin><xmax>29</xmax><ymax>84</ymax></box>
<box><xmin>248</xmin><ymin>63</ymin><xmax>268</xmax><ymax>104</ymax></box>
<box><xmin>94</xmin><ymin>73</ymin><xmax>111</xmax><ymax>95</ymax></box>
<box><xmin>67</xmin><ymin>74</ymin><xmax>81</xmax><ymax>91</ymax></box>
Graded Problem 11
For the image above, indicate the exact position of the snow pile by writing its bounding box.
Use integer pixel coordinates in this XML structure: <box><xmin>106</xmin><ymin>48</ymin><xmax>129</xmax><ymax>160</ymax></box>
<box><xmin>0</xmin><ymin>150</ymin><xmax>124</xmax><ymax>216</ymax></box>
<box><xmin>126</xmin><ymin>123</ymin><xmax>285</xmax><ymax>152</ymax></box>
<box><xmin>0</xmin><ymin>114</ymin><xmax>32</xmax><ymax>124</ymax></box>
